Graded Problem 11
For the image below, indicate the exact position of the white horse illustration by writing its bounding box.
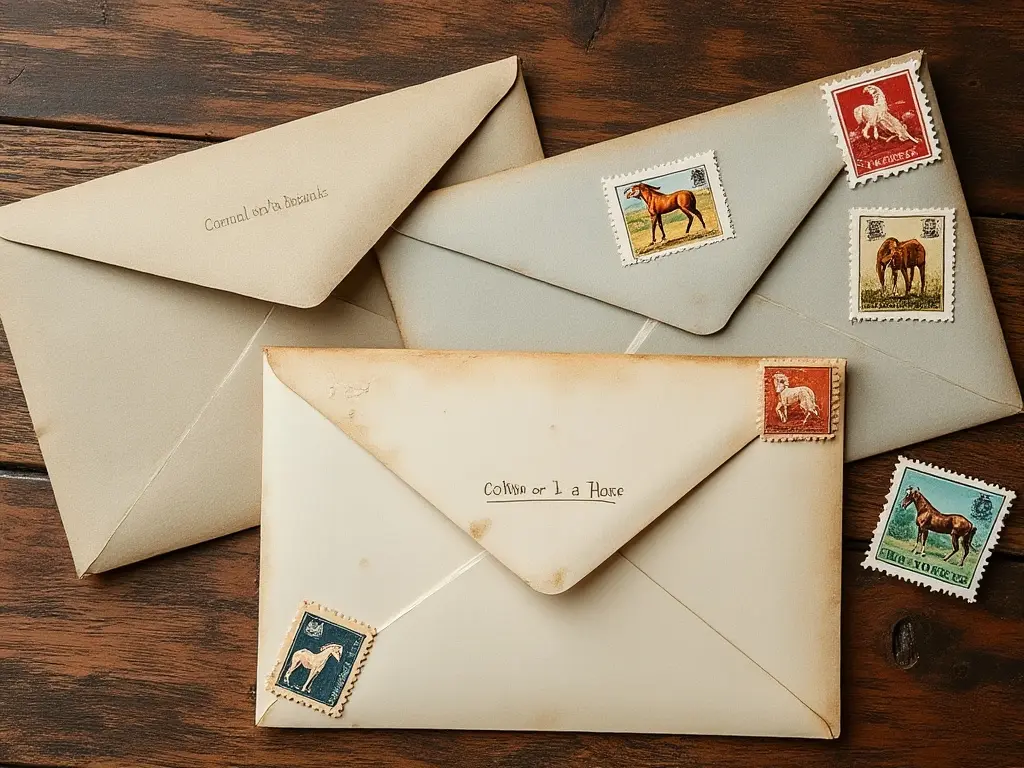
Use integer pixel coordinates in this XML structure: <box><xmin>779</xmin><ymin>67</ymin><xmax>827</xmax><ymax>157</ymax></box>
<box><xmin>284</xmin><ymin>643</ymin><xmax>344</xmax><ymax>692</ymax></box>
<box><xmin>773</xmin><ymin>373</ymin><xmax>820</xmax><ymax>424</ymax></box>
<box><xmin>853</xmin><ymin>84</ymin><xmax>919</xmax><ymax>144</ymax></box>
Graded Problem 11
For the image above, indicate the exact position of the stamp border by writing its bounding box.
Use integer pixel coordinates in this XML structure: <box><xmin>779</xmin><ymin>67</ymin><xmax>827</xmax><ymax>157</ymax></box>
<box><xmin>758</xmin><ymin>358</ymin><xmax>843</xmax><ymax>442</ymax></box>
<box><xmin>266</xmin><ymin>600</ymin><xmax>377</xmax><ymax>719</ymax></box>
<box><xmin>601</xmin><ymin>150</ymin><xmax>735</xmax><ymax>267</ymax></box>
<box><xmin>862</xmin><ymin>456</ymin><xmax>1015</xmax><ymax>602</ymax></box>
<box><xmin>848</xmin><ymin>207</ymin><xmax>956</xmax><ymax>323</ymax></box>
<box><xmin>821</xmin><ymin>56</ymin><xmax>941</xmax><ymax>188</ymax></box>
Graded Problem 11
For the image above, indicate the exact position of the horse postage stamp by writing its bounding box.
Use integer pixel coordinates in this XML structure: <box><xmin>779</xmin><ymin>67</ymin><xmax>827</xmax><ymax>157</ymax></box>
<box><xmin>849</xmin><ymin>208</ymin><xmax>955</xmax><ymax>322</ymax></box>
<box><xmin>863</xmin><ymin>457</ymin><xmax>1015</xmax><ymax>602</ymax></box>
<box><xmin>758</xmin><ymin>359</ymin><xmax>842</xmax><ymax>442</ymax></box>
<box><xmin>267</xmin><ymin>601</ymin><xmax>376</xmax><ymax>718</ymax></box>
<box><xmin>602</xmin><ymin>150</ymin><xmax>734</xmax><ymax>265</ymax></box>
<box><xmin>822</xmin><ymin>57</ymin><xmax>940</xmax><ymax>187</ymax></box>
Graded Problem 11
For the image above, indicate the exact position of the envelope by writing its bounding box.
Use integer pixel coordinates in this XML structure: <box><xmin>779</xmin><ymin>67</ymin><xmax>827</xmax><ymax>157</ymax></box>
<box><xmin>256</xmin><ymin>348</ymin><xmax>845</xmax><ymax>737</ymax></box>
<box><xmin>0</xmin><ymin>57</ymin><xmax>544</xmax><ymax>575</ymax></box>
<box><xmin>376</xmin><ymin>51</ymin><xmax>1021</xmax><ymax>461</ymax></box>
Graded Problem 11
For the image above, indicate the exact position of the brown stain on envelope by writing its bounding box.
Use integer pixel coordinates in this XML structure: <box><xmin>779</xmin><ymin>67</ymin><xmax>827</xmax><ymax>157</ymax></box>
<box><xmin>550</xmin><ymin>568</ymin><xmax>567</xmax><ymax>591</ymax></box>
<box><xmin>469</xmin><ymin>518</ymin><xmax>492</xmax><ymax>540</ymax></box>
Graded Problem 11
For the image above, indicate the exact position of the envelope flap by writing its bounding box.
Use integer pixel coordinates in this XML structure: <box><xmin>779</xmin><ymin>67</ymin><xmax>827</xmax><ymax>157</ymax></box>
<box><xmin>265</xmin><ymin>347</ymin><xmax>761</xmax><ymax>593</ymax></box>
<box><xmin>391</xmin><ymin>53</ymin><xmax>923</xmax><ymax>335</ymax></box>
<box><xmin>0</xmin><ymin>58</ymin><xmax>519</xmax><ymax>308</ymax></box>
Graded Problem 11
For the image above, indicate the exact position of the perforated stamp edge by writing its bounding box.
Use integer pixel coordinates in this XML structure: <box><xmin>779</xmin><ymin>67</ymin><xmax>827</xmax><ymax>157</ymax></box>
<box><xmin>266</xmin><ymin>600</ymin><xmax>377</xmax><ymax>718</ymax></box>
<box><xmin>862</xmin><ymin>456</ymin><xmax>1015</xmax><ymax>602</ymax></box>
<box><xmin>601</xmin><ymin>150</ymin><xmax>735</xmax><ymax>266</ymax></box>
<box><xmin>848</xmin><ymin>207</ymin><xmax>956</xmax><ymax>322</ymax></box>
<box><xmin>821</xmin><ymin>56</ymin><xmax>941</xmax><ymax>188</ymax></box>
<box><xmin>758</xmin><ymin>358</ymin><xmax>843</xmax><ymax>442</ymax></box>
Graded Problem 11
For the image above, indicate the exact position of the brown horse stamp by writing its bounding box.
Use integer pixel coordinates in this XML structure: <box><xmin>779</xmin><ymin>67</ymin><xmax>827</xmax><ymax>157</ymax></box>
<box><xmin>864</xmin><ymin>457</ymin><xmax>1014</xmax><ymax>601</ymax></box>
<box><xmin>850</xmin><ymin>208</ymin><xmax>955</xmax><ymax>322</ymax></box>
<box><xmin>822</xmin><ymin>57</ymin><xmax>940</xmax><ymax>186</ymax></box>
<box><xmin>603</xmin><ymin>151</ymin><xmax>734</xmax><ymax>265</ymax></box>
<box><xmin>759</xmin><ymin>359</ymin><xmax>841</xmax><ymax>442</ymax></box>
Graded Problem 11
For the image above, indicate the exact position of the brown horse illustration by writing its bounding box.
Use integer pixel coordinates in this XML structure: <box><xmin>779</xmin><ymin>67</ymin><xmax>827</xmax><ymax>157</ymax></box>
<box><xmin>876</xmin><ymin>237</ymin><xmax>926</xmax><ymax>297</ymax></box>
<box><xmin>625</xmin><ymin>183</ymin><xmax>705</xmax><ymax>250</ymax></box>
<box><xmin>901</xmin><ymin>486</ymin><xmax>976</xmax><ymax>566</ymax></box>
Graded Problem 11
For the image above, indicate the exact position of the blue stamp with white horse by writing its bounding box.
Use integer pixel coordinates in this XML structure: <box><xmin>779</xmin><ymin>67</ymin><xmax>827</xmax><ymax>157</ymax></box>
<box><xmin>267</xmin><ymin>602</ymin><xmax>376</xmax><ymax>717</ymax></box>
<box><xmin>864</xmin><ymin>456</ymin><xmax>1015</xmax><ymax>602</ymax></box>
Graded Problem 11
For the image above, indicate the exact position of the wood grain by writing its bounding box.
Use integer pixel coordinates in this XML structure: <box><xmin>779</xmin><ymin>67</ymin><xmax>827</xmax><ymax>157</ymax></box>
<box><xmin>0</xmin><ymin>1</ymin><xmax>1022</xmax><ymax>765</ymax></box>
<box><xmin>0</xmin><ymin>0</ymin><xmax>1021</xmax><ymax>214</ymax></box>
<box><xmin>0</xmin><ymin>475</ymin><xmax>1021</xmax><ymax>768</ymax></box>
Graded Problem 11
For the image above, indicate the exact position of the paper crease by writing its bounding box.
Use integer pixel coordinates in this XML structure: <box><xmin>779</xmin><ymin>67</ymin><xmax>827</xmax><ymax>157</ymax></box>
<box><xmin>626</xmin><ymin>294</ymin><xmax>1018</xmax><ymax>412</ymax></box>
<box><xmin>255</xmin><ymin>550</ymin><xmax>488</xmax><ymax>726</ymax></box>
<box><xmin>377</xmin><ymin>551</ymin><xmax>489</xmax><ymax>632</ymax></box>
<box><xmin>619</xmin><ymin>552</ymin><xmax>835</xmax><ymax>738</ymax></box>
<box><xmin>748</xmin><ymin>294</ymin><xmax>1020</xmax><ymax>409</ymax></box>
<box><xmin>83</xmin><ymin>306</ymin><xmax>277</xmax><ymax>575</ymax></box>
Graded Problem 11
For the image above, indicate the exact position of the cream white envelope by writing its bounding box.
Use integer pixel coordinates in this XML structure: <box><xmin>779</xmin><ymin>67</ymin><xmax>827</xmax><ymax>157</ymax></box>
<box><xmin>257</xmin><ymin>348</ymin><xmax>845</xmax><ymax>738</ymax></box>
<box><xmin>0</xmin><ymin>57</ymin><xmax>544</xmax><ymax>575</ymax></box>
<box><xmin>376</xmin><ymin>51</ymin><xmax>1021</xmax><ymax>461</ymax></box>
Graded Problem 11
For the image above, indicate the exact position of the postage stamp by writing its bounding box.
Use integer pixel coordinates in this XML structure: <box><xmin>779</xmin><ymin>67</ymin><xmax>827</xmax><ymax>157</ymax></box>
<box><xmin>863</xmin><ymin>457</ymin><xmax>1015</xmax><ymax>602</ymax></box>
<box><xmin>266</xmin><ymin>601</ymin><xmax>376</xmax><ymax>718</ymax></box>
<box><xmin>849</xmin><ymin>208</ymin><xmax>955</xmax><ymax>322</ymax></box>
<box><xmin>758</xmin><ymin>359</ymin><xmax>841</xmax><ymax>442</ymax></box>
<box><xmin>822</xmin><ymin>58</ymin><xmax>940</xmax><ymax>186</ymax></box>
<box><xmin>602</xmin><ymin>150</ymin><xmax>734</xmax><ymax>265</ymax></box>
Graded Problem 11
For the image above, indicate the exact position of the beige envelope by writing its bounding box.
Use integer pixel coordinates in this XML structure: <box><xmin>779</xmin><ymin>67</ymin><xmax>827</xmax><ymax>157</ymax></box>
<box><xmin>257</xmin><ymin>348</ymin><xmax>845</xmax><ymax>737</ymax></box>
<box><xmin>0</xmin><ymin>57</ymin><xmax>543</xmax><ymax>575</ymax></box>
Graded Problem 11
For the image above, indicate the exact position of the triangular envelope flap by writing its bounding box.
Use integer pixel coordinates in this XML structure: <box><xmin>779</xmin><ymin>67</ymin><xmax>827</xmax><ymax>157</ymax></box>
<box><xmin>266</xmin><ymin>348</ymin><xmax>760</xmax><ymax>594</ymax></box>
<box><xmin>0</xmin><ymin>58</ymin><xmax>518</xmax><ymax>309</ymax></box>
<box><xmin>392</xmin><ymin>53</ymin><xmax>922</xmax><ymax>335</ymax></box>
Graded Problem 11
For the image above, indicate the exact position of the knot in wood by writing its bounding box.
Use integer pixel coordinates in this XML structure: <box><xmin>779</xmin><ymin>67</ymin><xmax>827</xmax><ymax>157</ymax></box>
<box><xmin>891</xmin><ymin>616</ymin><xmax>920</xmax><ymax>669</ymax></box>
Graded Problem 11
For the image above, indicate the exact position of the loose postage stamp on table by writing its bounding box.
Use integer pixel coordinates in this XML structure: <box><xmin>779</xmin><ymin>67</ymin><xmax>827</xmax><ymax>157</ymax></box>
<box><xmin>863</xmin><ymin>457</ymin><xmax>1015</xmax><ymax>602</ymax></box>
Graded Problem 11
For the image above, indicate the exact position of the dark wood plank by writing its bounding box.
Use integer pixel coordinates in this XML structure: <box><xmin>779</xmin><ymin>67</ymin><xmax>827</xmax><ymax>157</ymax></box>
<box><xmin>0</xmin><ymin>3</ymin><xmax>1021</xmax><ymax>766</ymax></box>
<box><xmin>0</xmin><ymin>474</ymin><xmax>1021</xmax><ymax>767</ymax></box>
<box><xmin>0</xmin><ymin>125</ymin><xmax>205</xmax><ymax>204</ymax></box>
<box><xmin>0</xmin><ymin>0</ymin><xmax>1021</xmax><ymax>214</ymax></box>
<box><xmin>0</xmin><ymin>328</ymin><xmax>41</xmax><ymax>467</ymax></box>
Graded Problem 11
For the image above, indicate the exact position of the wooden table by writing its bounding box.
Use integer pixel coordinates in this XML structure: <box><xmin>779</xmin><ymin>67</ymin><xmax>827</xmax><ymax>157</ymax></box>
<box><xmin>1</xmin><ymin>2</ymin><xmax>1022</xmax><ymax>766</ymax></box>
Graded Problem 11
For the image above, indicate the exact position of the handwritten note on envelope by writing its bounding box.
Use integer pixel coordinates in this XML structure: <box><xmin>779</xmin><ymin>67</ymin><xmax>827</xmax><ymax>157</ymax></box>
<box><xmin>0</xmin><ymin>57</ymin><xmax>543</xmax><ymax>575</ymax></box>
<box><xmin>257</xmin><ymin>348</ymin><xmax>845</xmax><ymax>737</ymax></box>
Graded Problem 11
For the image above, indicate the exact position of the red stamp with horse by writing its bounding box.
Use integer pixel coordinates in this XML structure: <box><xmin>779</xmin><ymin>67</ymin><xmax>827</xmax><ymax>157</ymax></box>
<box><xmin>759</xmin><ymin>361</ymin><xmax>839</xmax><ymax>441</ymax></box>
<box><xmin>864</xmin><ymin>457</ymin><xmax>1015</xmax><ymax>602</ymax></box>
<box><xmin>823</xmin><ymin>58</ymin><xmax>940</xmax><ymax>186</ymax></box>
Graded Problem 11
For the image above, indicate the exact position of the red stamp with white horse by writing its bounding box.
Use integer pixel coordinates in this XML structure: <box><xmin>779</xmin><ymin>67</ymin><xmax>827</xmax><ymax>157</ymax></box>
<box><xmin>823</xmin><ymin>59</ymin><xmax>940</xmax><ymax>186</ymax></box>
<box><xmin>760</xmin><ymin>362</ymin><xmax>838</xmax><ymax>441</ymax></box>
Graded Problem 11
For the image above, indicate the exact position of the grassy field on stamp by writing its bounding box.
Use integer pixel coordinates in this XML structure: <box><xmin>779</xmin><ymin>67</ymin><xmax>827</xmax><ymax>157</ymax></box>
<box><xmin>623</xmin><ymin>187</ymin><xmax>721</xmax><ymax>259</ymax></box>
<box><xmin>858</xmin><ymin>270</ymin><xmax>944</xmax><ymax>313</ymax></box>
<box><xmin>879</xmin><ymin>527</ymin><xmax>981</xmax><ymax>583</ymax></box>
